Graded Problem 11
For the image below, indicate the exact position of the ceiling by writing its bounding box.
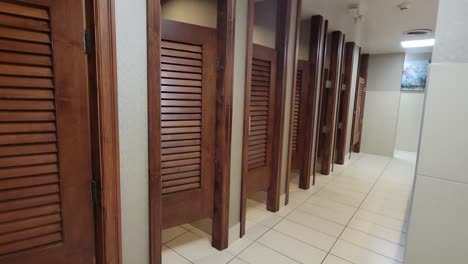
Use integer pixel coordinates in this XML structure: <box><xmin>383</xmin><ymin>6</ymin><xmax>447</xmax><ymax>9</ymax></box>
<box><xmin>301</xmin><ymin>0</ymin><xmax>440</xmax><ymax>54</ymax></box>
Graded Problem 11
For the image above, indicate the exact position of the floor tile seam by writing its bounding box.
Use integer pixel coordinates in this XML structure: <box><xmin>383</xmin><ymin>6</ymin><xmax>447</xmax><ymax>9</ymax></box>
<box><xmin>357</xmin><ymin>207</ymin><xmax>410</xmax><ymax>224</ymax></box>
<box><xmin>164</xmin><ymin>244</ymin><xmax>196</xmax><ymax>264</ymax></box>
<box><xmin>334</xmin><ymin>238</ymin><xmax>404</xmax><ymax>263</ymax></box>
<box><xmin>351</xmin><ymin>215</ymin><xmax>408</xmax><ymax>233</ymax></box>
<box><xmin>320</xmin><ymin>158</ymin><xmax>392</xmax><ymax>263</ymax></box>
<box><xmin>232</xmin><ymin>157</ymin><xmax>355</xmax><ymax>260</ymax></box>
<box><xmin>162</xmin><ymin>228</ymin><xmax>190</xmax><ymax>245</ymax></box>
<box><xmin>271</xmin><ymin>226</ymin><xmax>338</xmax><ymax>252</ymax></box>
<box><xmin>281</xmin><ymin>217</ymin><xmax>342</xmax><ymax>239</ymax></box>
<box><xmin>234</xmin><ymin>156</ymin><xmax>364</xmax><ymax>261</ymax></box>
<box><xmin>304</xmin><ymin>198</ymin><xmax>359</xmax><ymax>211</ymax></box>
<box><xmin>293</xmin><ymin>206</ymin><xmax>352</xmax><ymax>226</ymax></box>
<box><xmin>237</xmin><ymin>240</ymin><xmax>304</xmax><ymax>264</ymax></box>
<box><xmin>343</xmin><ymin>225</ymin><xmax>407</xmax><ymax>247</ymax></box>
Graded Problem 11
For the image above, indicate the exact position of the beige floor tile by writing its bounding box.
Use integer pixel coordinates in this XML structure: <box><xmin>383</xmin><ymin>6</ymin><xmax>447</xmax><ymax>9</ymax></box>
<box><xmin>228</xmin><ymin>258</ymin><xmax>249</xmax><ymax>264</ymax></box>
<box><xmin>246</xmin><ymin>205</ymin><xmax>274</xmax><ymax>223</ymax></box>
<box><xmin>354</xmin><ymin>209</ymin><xmax>408</xmax><ymax>233</ymax></box>
<box><xmin>275</xmin><ymin>199</ymin><xmax>302</xmax><ymax>217</ymax></box>
<box><xmin>257</xmin><ymin>230</ymin><xmax>327</xmax><ymax>264</ymax></box>
<box><xmin>162</xmin><ymin>226</ymin><xmax>188</xmax><ymax>244</ymax></box>
<box><xmin>348</xmin><ymin>217</ymin><xmax>407</xmax><ymax>245</ymax></box>
<box><xmin>162</xmin><ymin>245</ymin><xmax>190</xmax><ymax>264</ymax></box>
<box><xmin>166</xmin><ymin>232</ymin><xmax>219</xmax><ymax>261</ymax></box>
<box><xmin>307</xmin><ymin>196</ymin><xmax>358</xmax><ymax>210</ymax></box>
<box><xmin>286</xmin><ymin>210</ymin><xmax>345</xmax><ymax>237</ymax></box>
<box><xmin>322</xmin><ymin>254</ymin><xmax>353</xmax><ymax>264</ymax></box>
<box><xmin>288</xmin><ymin>190</ymin><xmax>312</xmax><ymax>202</ymax></box>
<box><xmin>226</xmin><ymin>237</ymin><xmax>254</xmax><ymax>256</ymax></box>
<box><xmin>244</xmin><ymin>221</ymin><xmax>269</xmax><ymax>240</ymax></box>
<box><xmin>193</xmin><ymin>251</ymin><xmax>234</xmax><ymax>264</ymax></box>
<box><xmin>273</xmin><ymin>219</ymin><xmax>337</xmax><ymax>251</ymax></box>
<box><xmin>315</xmin><ymin>188</ymin><xmax>367</xmax><ymax>207</ymax></box>
<box><xmin>297</xmin><ymin>202</ymin><xmax>354</xmax><ymax>225</ymax></box>
<box><xmin>331</xmin><ymin>240</ymin><xmax>401</xmax><ymax>264</ymax></box>
<box><xmin>238</xmin><ymin>242</ymin><xmax>300</xmax><ymax>264</ymax></box>
<box><xmin>340</xmin><ymin>228</ymin><xmax>405</xmax><ymax>262</ymax></box>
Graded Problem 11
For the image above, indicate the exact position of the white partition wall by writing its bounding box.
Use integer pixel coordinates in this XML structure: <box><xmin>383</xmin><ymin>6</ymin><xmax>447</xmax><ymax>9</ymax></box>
<box><xmin>405</xmin><ymin>0</ymin><xmax>468</xmax><ymax>263</ymax></box>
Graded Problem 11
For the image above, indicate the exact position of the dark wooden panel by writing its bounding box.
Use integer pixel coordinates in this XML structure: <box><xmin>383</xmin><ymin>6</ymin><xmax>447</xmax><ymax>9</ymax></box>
<box><xmin>308</xmin><ymin>17</ymin><xmax>328</xmax><ymax>188</ymax></box>
<box><xmin>320</xmin><ymin>31</ymin><xmax>345</xmax><ymax>175</ymax></box>
<box><xmin>335</xmin><ymin>42</ymin><xmax>357</xmax><ymax>164</ymax></box>
<box><xmin>243</xmin><ymin>44</ymin><xmax>277</xmax><ymax>197</ymax></box>
<box><xmin>0</xmin><ymin>0</ymin><xmax>96</xmax><ymax>262</ymax></box>
<box><xmin>350</xmin><ymin>54</ymin><xmax>368</xmax><ymax>153</ymax></box>
<box><xmin>159</xmin><ymin>19</ymin><xmax>216</xmax><ymax>231</ymax></box>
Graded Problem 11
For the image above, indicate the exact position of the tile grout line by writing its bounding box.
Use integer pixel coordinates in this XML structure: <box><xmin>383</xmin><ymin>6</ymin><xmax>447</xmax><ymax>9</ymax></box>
<box><xmin>320</xmin><ymin>157</ymin><xmax>395</xmax><ymax>264</ymax></box>
<box><xmin>235</xmin><ymin>155</ymin><xmax>364</xmax><ymax>264</ymax></box>
<box><xmin>344</xmin><ymin>225</ymin><xmax>406</xmax><ymax>247</ymax></box>
<box><xmin>166</xmin><ymin>154</ymin><xmax>364</xmax><ymax>264</ymax></box>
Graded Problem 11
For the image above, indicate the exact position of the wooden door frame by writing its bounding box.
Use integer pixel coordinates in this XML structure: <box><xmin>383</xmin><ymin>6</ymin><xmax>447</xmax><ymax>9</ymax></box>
<box><xmin>331</xmin><ymin>37</ymin><xmax>347</xmax><ymax>170</ymax></box>
<box><xmin>320</xmin><ymin>31</ymin><xmax>345</xmax><ymax>175</ymax></box>
<box><xmin>147</xmin><ymin>1</ymin><xmax>235</xmax><ymax>263</ymax></box>
<box><xmin>269</xmin><ymin>0</ymin><xmax>293</xmax><ymax>212</ymax></box>
<box><xmin>335</xmin><ymin>42</ymin><xmax>358</xmax><ymax>164</ymax></box>
<box><xmin>284</xmin><ymin>0</ymin><xmax>302</xmax><ymax>205</ymax></box>
<box><xmin>350</xmin><ymin>53</ymin><xmax>369</xmax><ymax>154</ymax></box>
<box><xmin>293</xmin><ymin>15</ymin><xmax>328</xmax><ymax>190</ymax></box>
<box><xmin>304</xmin><ymin>16</ymin><xmax>328</xmax><ymax>188</ymax></box>
<box><xmin>85</xmin><ymin>0</ymin><xmax>122</xmax><ymax>263</ymax></box>
<box><xmin>240</xmin><ymin>0</ymin><xmax>293</xmax><ymax>237</ymax></box>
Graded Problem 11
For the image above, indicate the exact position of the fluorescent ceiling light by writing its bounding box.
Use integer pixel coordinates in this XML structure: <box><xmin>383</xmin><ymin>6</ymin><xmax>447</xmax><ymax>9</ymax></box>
<box><xmin>401</xmin><ymin>39</ymin><xmax>435</xmax><ymax>48</ymax></box>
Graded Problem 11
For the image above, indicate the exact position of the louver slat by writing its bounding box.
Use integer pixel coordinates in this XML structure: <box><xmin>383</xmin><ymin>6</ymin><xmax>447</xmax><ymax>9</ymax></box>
<box><xmin>0</xmin><ymin>2</ymin><xmax>63</xmax><ymax>257</ymax></box>
<box><xmin>247</xmin><ymin>57</ymin><xmax>271</xmax><ymax>171</ymax></box>
<box><xmin>160</xmin><ymin>40</ymin><xmax>203</xmax><ymax>195</ymax></box>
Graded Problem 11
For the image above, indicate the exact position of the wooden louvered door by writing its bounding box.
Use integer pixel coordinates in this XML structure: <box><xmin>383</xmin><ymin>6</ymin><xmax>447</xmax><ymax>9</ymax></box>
<box><xmin>245</xmin><ymin>44</ymin><xmax>276</xmax><ymax>194</ymax></box>
<box><xmin>352</xmin><ymin>77</ymin><xmax>366</xmax><ymax>146</ymax></box>
<box><xmin>160</xmin><ymin>19</ymin><xmax>216</xmax><ymax>228</ymax></box>
<box><xmin>0</xmin><ymin>0</ymin><xmax>95</xmax><ymax>263</ymax></box>
<box><xmin>291</xmin><ymin>60</ymin><xmax>309</xmax><ymax>170</ymax></box>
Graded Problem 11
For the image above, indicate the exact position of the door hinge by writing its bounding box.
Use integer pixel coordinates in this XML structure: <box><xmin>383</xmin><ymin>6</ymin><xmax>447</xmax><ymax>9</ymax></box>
<box><xmin>84</xmin><ymin>28</ymin><xmax>93</xmax><ymax>55</ymax></box>
<box><xmin>90</xmin><ymin>180</ymin><xmax>98</xmax><ymax>205</ymax></box>
<box><xmin>325</xmin><ymin>80</ymin><xmax>332</xmax><ymax>89</ymax></box>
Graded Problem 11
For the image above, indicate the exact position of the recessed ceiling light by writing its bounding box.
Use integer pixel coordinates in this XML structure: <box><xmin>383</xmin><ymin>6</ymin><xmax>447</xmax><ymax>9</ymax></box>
<box><xmin>404</xmin><ymin>29</ymin><xmax>433</xmax><ymax>36</ymax></box>
<box><xmin>401</xmin><ymin>39</ymin><xmax>435</xmax><ymax>48</ymax></box>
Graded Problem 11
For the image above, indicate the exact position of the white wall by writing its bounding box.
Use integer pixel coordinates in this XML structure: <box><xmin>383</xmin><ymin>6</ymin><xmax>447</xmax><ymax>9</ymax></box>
<box><xmin>115</xmin><ymin>0</ymin><xmax>149</xmax><ymax>263</ymax></box>
<box><xmin>405</xmin><ymin>1</ymin><xmax>468</xmax><ymax>263</ymax></box>
<box><xmin>395</xmin><ymin>91</ymin><xmax>425</xmax><ymax>152</ymax></box>
<box><xmin>161</xmin><ymin>0</ymin><xmax>217</xmax><ymax>28</ymax></box>
<box><xmin>394</xmin><ymin>53</ymin><xmax>430</xmax><ymax>153</ymax></box>
<box><xmin>405</xmin><ymin>63</ymin><xmax>468</xmax><ymax>263</ymax></box>
<box><xmin>229</xmin><ymin>0</ymin><xmax>248</xmax><ymax>236</ymax></box>
<box><xmin>361</xmin><ymin>53</ymin><xmax>405</xmax><ymax>157</ymax></box>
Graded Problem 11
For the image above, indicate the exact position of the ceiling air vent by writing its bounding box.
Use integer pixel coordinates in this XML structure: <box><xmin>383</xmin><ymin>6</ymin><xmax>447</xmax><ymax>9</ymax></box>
<box><xmin>404</xmin><ymin>29</ymin><xmax>433</xmax><ymax>36</ymax></box>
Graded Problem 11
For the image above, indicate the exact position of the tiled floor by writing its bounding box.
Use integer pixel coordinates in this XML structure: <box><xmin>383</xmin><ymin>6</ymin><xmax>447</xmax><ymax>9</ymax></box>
<box><xmin>162</xmin><ymin>152</ymin><xmax>416</xmax><ymax>264</ymax></box>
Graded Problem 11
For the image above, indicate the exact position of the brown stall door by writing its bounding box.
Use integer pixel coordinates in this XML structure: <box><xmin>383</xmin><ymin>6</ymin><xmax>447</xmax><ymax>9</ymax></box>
<box><xmin>160</xmin><ymin>19</ymin><xmax>216</xmax><ymax>228</ymax></box>
<box><xmin>291</xmin><ymin>60</ymin><xmax>309</xmax><ymax>170</ymax></box>
<box><xmin>245</xmin><ymin>44</ymin><xmax>277</xmax><ymax>194</ymax></box>
<box><xmin>351</xmin><ymin>77</ymin><xmax>366</xmax><ymax>148</ymax></box>
<box><xmin>0</xmin><ymin>0</ymin><xmax>95</xmax><ymax>263</ymax></box>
